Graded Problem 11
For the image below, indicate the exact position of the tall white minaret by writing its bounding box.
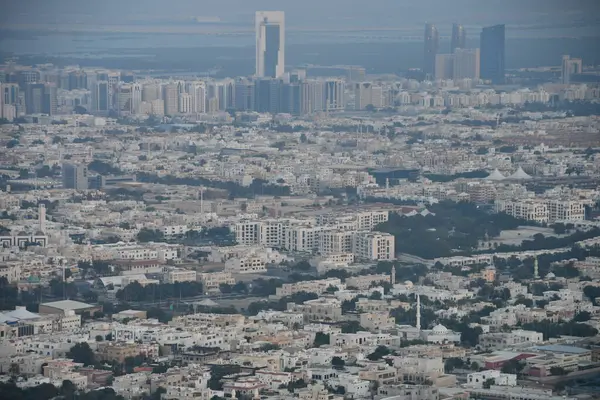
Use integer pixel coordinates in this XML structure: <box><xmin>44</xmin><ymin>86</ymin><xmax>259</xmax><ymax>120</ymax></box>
<box><xmin>534</xmin><ymin>256</ymin><xmax>539</xmax><ymax>280</ymax></box>
<box><xmin>390</xmin><ymin>266</ymin><xmax>396</xmax><ymax>285</ymax></box>
<box><xmin>38</xmin><ymin>203</ymin><xmax>46</xmax><ymax>233</ymax></box>
<box><xmin>416</xmin><ymin>294</ymin><xmax>421</xmax><ymax>331</ymax></box>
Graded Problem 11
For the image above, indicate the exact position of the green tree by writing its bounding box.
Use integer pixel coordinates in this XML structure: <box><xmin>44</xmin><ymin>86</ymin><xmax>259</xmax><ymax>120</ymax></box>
<box><xmin>325</xmin><ymin>285</ymin><xmax>339</xmax><ymax>293</ymax></box>
<box><xmin>573</xmin><ymin>311</ymin><xmax>591</xmax><ymax>322</ymax></box>
<box><xmin>331</xmin><ymin>356</ymin><xmax>345</xmax><ymax>370</ymax></box>
<box><xmin>8</xmin><ymin>363</ymin><xmax>19</xmax><ymax>378</ymax></box>
<box><xmin>60</xmin><ymin>380</ymin><xmax>77</xmax><ymax>398</ymax></box>
<box><xmin>444</xmin><ymin>357</ymin><xmax>465</xmax><ymax>373</ymax></box>
<box><xmin>367</xmin><ymin>345</ymin><xmax>390</xmax><ymax>361</ymax></box>
<box><xmin>483</xmin><ymin>378</ymin><xmax>495</xmax><ymax>389</ymax></box>
<box><xmin>501</xmin><ymin>359</ymin><xmax>525</xmax><ymax>375</ymax></box>
<box><xmin>137</xmin><ymin>228</ymin><xmax>165</xmax><ymax>243</ymax></box>
<box><xmin>369</xmin><ymin>291</ymin><xmax>382</xmax><ymax>300</ymax></box>
<box><xmin>550</xmin><ymin>366</ymin><xmax>568</xmax><ymax>376</ymax></box>
<box><xmin>313</xmin><ymin>332</ymin><xmax>330</xmax><ymax>347</ymax></box>
<box><xmin>292</xmin><ymin>260</ymin><xmax>312</xmax><ymax>271</ymax></box>
<box><xmin>66</xmin><ymin>342</ymin><xmax>95</xmax><ymax>366</ymax></box>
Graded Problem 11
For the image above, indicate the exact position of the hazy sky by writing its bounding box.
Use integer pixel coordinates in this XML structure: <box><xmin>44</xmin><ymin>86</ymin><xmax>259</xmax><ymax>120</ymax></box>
<box><xmin>1</xmin><ymin>0</ymin><xmax>599</xmax><ymax>31</ymax></box>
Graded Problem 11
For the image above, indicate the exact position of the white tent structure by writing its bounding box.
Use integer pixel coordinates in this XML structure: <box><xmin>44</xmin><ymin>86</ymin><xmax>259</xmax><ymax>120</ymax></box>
<box><xmin>508</xmin><ymin>167</ymin><xmax>532</xmax><ymax>180</ymax></box>
<box><xmin>485</xmin><ymin>169</ymin><xmax>506</xmax><ymax>181</ymax></box>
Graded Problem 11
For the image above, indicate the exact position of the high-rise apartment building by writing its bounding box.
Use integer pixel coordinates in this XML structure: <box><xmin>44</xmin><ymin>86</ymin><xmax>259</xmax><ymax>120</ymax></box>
<box><xmin>62</xmin><ymin>163</ymin><xmax>88</xmax><ymax>190</ymax></box>
<box><xmin>256</xmin><ymin>11</ymin><xmax>285</xmax><ymax>78</ymax></box>
<box><xmin>353</xmin><ymin>82</ymin><xmax>383</xmax><ymax>110</ymax></box>
<box><xmin>254</xmin><ymin>78</ymin><xmax>282</xmax><ymax>114</ymax></box>
<box><xmin>453</xmin><ymin>48</ymin><xmax>480</xmax><ymax>80</ymax></box>
<box><xmin>142</xmin><ymin>83</ymin><xmax>161</xmax><ymax>102</ymax></box>
<box><xmin>324</xmin><ymin>79</ymin><xmax>345</xmax><ymax>111</ymax></box>
<box><xmin>68</xmin><ymin>70</ymin><xmax>87</xmax><ymax>90</ymax></box>
<box><xmin>281</xmin><ymin>82</ymin><xmax>302</xmax><ymax>115</ymax></box>
<box><xmin>116</xmin><ymin>84</ymin><xmax>132</xmax><ymax>115</ymax></box>
<box><xmin>217</xmin><ymin>79</ymin><xmax>236</xmax><ymax>111</ymax></box>
<box><xmin>25</xmin><ymin>83</ymin><xmax>57</xmax><ymax>115</ymax></box>
<box><xmin>435</xmin><ymin>54</ymin><xmax>455</xmax><ymax>80</ymax></box>
<box><xmin>185</xmin><ymin>81</ymin><xmax>206</xmax><ymax>114</ymax></box>
<box><xmin>1</xmin><ymin>83</ymin><xmax>20</xmax><ymax>119</ymax></box>
<box><xmin>423</xmin><ymin>23</ymin><xmax>439</xmax><ymax>77</ymax></box>
<box><xmin>234</xmin><ymin>78</ymin><xmax>255</xmax><ymax>111</ymax></box>
<box><xmin>480</xmin><ymin>24</ymin><xmax>505</xmax><ymax>84</ymax></box>
<box><xmin>91</xmin><ymin>81</ymin><xmax>110</xmax><ymax>114</ymax></box>
<box><xmin>162</xmin><ymin>84</ymin><xmax>179</xmax><ymax>116</ymax></box>
<box><xmin>561</xmin><ymin>55</ymin><xmax>582</xmax><ymax>85</ymax></box>
<box><xmin>451</xmin><ymin>24</ymin><xmax>466</xmax><ymax>53</ymax></box>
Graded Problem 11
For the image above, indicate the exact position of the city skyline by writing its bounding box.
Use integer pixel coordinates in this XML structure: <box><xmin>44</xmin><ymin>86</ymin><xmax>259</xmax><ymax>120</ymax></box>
<box><xmin>0</xmin><ymin>3</ymin><xmax>599</xmax><ymax>400</ymax></box>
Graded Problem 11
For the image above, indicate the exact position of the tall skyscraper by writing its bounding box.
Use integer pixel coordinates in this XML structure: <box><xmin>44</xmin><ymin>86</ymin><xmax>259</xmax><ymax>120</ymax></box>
<box><xmin>62</xmin><ymin>163</ymin><xmax>88</xmax><ymax>190</ymax></box>
<box><xmin>423</xmin><ymin>23</ymin><xmax>439</xmax><ymax>77</ymax></box>
<box><xmin>142</xmin><ymin>83</ymin><xmax>161</xmax><ymax>102</ymax></box>
<box><xmin>561</xmin><ymin>55</ymin><xmax>582</xmax><ymax>85</ymax></box>
<box><xmin>256</xmin><ymin>11</ymin><xmax>285</xmax><ymax>78</ymax></box>
<box><xmin>435</xmin><ymin>54</ymin><xmax>455</xmax><ymax>80</ymax></box>
<box><xmin>1</xmin><ymin>83</ymin><xmax>20</xmax><ymax>119</ymax></box>
<box><xmin>92</xmin><ymin>81</ymin><xmax>110</xmax><ymax>114</ymax></box>
<box><xmin>162</xmin><ymin>84</ymin><xmax>179</xmax><ymax>116</ymax></box>
<box><xmin>451</xmin><ymin>23</ymin><xmax>466</xmax><ymax>53</ymax></box>
<box><xmin>324</xmin><ymin>79</ymin><xmax>345</xmax><ymax>111</ymax></box>
<box><xmin>281</xmin><ymin>82</ymin><xmax>302</xmax><ymax>115</ymax></box>
<box><xmin>235</xmin><ymin>78</ymin><xmax>255</xmax><ymax>112</ymax></box>
<box><xmin>25</xmin><ymin>83</ymin><xmax>45</xmax><ymax>114</ymax></box>
<box><xmin>453</xmin><ymin>48</ymin><xmax>480</xmax><ymax>80</ymax></box>
<box><xmin>116</xmin><ymin>84</ymin><xmax>133</xmax><ymax>115</ymax></box>
<box><xmin>25</xmin><ymin>83</ymin><xmax>56</xmax><ymax>115</ymax></box>
<box><xmin>254</xmin><ymin>78</ymin><xmax>282</xmax><ymax>114</ymax></box>
<box><xmin>185</xmin><ymin>81</ymin><xmax>207</xmax><ymax>114</ymax></box>
<box><xmin>480</xmin><ymin>24</ymin><xmax>505</xmax><ymax>84</ymax></box>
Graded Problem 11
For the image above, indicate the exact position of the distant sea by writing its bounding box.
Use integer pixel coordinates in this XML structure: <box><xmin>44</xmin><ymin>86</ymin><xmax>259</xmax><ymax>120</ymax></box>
<box><xmin>1</xmin><ymin>29</ymin><xmax>599</xmax><ymax>77</ymax></box>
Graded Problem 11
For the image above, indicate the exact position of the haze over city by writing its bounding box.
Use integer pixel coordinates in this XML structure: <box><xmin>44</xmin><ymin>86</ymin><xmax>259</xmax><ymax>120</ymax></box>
<box><xmin>0</xmin><ymin>2</ymin><xmax>600</xmax><ymax>400</ymax></box>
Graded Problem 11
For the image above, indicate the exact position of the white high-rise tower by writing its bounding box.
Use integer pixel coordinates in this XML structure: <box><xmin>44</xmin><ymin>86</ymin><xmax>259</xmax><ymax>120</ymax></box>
<box><xmin>416</xmin><ymin>294</ymin><xmax>421</xmax><ymax>331</ymax></box>
<box><xmin>38</xmin><ymin>203</ymin><xmax>46</xmax><ymax>233</ymax></box>
<box><xmin>256</xmin><ymin>11</ymin><xmax>285</xmax><ymax>78</ymax></box>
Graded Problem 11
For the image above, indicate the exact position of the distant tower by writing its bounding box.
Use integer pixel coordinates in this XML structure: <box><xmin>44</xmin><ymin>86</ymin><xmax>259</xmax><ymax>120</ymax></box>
<box><xmin>416</xmin><ymin>294</ymin><xmax>422</xmax><ymax>331</ymax></box>
<box><xmin>390</xmin><ymin>266</ymin><xmax>396</xmax><ymax>284</ymax></box>
<box><xmin>423</xmin><ymin>23</ymin><xmax>439</xmax><ymax>78</ymax></box>
<box><xmin>385</xmin><ymin>178</ymin><xmax>390</xmax><ymax>191</ymax></box>
<box><xmin>38</xmin><ymin>203</ymin><xmax>46</xmax><ymax>233</ymax></box>
<box><xmin>256</xmin><ymin>11</ymin><xmax>286</xmax><ymax>78</ymax></box>
<box><xmin>451</xmin><ymin>23</ymin><xmax>467</xmax><ymax>53</ymax></box>
<box><xmin>534</xmin><ymin>257</ymin><xmax>539</xmax><ymax>279</ymax></box>
<box><xmin>480</xmin><ymin>24</ymin><xmax>506</xmax><ymax>84</ymax></box>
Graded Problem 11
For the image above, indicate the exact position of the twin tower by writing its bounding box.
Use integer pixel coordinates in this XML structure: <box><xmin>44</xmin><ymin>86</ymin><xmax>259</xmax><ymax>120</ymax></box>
<box><xmin>255</xmin><ymin>11</ymin><xmax>286</xmax><ymax>79</ymax></box>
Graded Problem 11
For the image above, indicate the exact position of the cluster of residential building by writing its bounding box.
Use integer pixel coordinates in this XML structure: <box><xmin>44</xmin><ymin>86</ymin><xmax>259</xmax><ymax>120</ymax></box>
<box><xmin>1</xmin><ymin>42</ymin><xmax>600</xmax><ymax>400</ymax></box>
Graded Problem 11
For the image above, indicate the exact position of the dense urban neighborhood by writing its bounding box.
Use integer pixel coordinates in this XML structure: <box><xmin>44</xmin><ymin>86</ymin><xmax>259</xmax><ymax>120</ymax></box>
<box><xmin>2</xmin><ymin>6</ymin><xmax>600</xmax><ymax>400</ymax></box>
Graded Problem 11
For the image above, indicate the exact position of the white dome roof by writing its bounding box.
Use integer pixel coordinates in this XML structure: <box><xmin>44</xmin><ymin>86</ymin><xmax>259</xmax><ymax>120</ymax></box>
<box><xmin>545</xmin><ymin>272</ymin><xmax>556</xmax><ymax>279</ymax></box>
<box><xmin>404</xmin><ymin>280</ymin><xmax>413</xmax><ymax>287</ymax></box>
<box><xmin>432</xmin><ymin>324</ymin><xmax>448</xmax><ymax>334</ymax></box>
